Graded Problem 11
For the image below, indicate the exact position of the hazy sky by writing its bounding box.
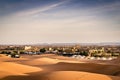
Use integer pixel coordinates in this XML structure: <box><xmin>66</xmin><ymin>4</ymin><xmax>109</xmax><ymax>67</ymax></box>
<box><xmin>0</xmin><ymin>0</ymin><xmax>120</xmax><ymax>44</ymax></box>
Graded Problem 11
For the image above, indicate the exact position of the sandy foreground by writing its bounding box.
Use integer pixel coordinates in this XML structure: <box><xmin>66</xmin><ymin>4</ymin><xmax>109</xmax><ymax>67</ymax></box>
<box><xmin>0</xmin><ymin>54</ymin><xmax>120</xmax><ymax>80</ymax></box>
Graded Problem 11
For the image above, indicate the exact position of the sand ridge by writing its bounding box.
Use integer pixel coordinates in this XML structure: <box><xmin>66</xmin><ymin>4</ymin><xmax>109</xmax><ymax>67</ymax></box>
<box><xmin>22</xmin><ymin>57</ymin><xmax>85</xmax><ymax>66</ymax></box>
<box><xmin>45</xmin><ymin>71</ymin><xmax>120</xmax><ymax>80</ymax></box>
<box><xmin>0</xmin><ymin>61</ymin><xmax>42</xmax><ymax>78</ymax></box>
<box><xmin>0</xmin><ymin>54</ymin><xmax>120</xmax><ymax>80</ymax></box>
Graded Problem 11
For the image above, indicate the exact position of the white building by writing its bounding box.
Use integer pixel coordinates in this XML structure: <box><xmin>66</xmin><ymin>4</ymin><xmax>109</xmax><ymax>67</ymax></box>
<box><xmin>24</xmin><ymin>46</ymin><xmax>32</xmax><ymax>50</ymax></box>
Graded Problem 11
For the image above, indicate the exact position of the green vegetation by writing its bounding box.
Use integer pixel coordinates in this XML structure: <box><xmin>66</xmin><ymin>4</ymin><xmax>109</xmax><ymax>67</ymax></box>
<box><xmin>40</xmin><ymin>48</ymin><xmax>46</xmax><ymax>53</ymax></box>
<box><xmin>80</xmin><ymin>51</ymin><xmax>88</xmax><ymax>56</ymax></box>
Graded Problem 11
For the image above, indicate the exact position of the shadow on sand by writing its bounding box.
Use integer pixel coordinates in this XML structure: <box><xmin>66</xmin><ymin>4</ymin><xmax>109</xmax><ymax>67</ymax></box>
<box><xmin>1</xmin><ymin>62</ymin><xmax>120</xmax><ymax>80</ymax></box>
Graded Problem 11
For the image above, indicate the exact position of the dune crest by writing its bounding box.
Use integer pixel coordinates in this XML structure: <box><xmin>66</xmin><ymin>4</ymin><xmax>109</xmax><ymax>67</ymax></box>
<box><xmin>0</xmin><ymin>61</ymin><xmax>42</xmax><ymax>78</ymax></box>
<box><xmin>46</xmin><ymin>71</ymin><xmax>120</xmax><ymax>80</ymax></box>
<box><xmin>30</xmin><ymin>57</ymin><xmax>85</xmax><ymax>66</ymax></box>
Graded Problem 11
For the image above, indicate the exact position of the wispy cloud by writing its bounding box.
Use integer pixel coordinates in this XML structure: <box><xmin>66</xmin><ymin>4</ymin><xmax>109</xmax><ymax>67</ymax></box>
<box><xmin>13</xmin><ymin>0</ymin><xmax>68</xmax><ymax>17</ymax></box>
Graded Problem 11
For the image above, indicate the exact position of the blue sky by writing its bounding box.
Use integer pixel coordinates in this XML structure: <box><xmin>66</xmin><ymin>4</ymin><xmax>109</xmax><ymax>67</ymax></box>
<box><xmin>0</xmin><ymin>0</ymin><xmax>120</xmax><ymax>44</ymax></box>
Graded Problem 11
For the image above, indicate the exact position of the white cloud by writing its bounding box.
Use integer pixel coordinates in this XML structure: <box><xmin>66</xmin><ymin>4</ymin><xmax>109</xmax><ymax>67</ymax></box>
<box><xmin>12</xmin><ymin>1</ymin><xmax>68</xmax><ymax>17</ymax></box>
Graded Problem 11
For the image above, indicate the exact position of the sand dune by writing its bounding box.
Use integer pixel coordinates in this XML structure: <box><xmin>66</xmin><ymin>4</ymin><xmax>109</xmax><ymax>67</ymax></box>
<box><xmin>0</xmin><ymin>54</ymin><xmax>120</xmax><ymax>80</ymax></box>
<box><xmin>0</xmin><ymin>61</ymin><xmax>42</xmax><ymax>79</ymax></box>
<box><xmin>34</xmin><ymin>58</ymin><xmax>59</xmax><ymax>64</ymax></box>
<box><xmin>45</xmin><ymin>71</ymin><xmax>120</xmax><ymax>80</ymax></box>
<box><xmin>109</xmin><ymin>57</ymin><xmax>120</xmax><ymax>76</ymax></box>
<box><xmin>22</xmin><ymin>57</ymin><xmax>84</xmax><ymax>66</ymax></box>
<box><xmin>0</xmin><ymin>54</ymin><xmax>29</xmax><ymax>62</ymax></box>
<box><xmin>111</xmin><ymin>57</ymin><xmax>120</xmax><ymax>64</ymax></box>
<box><xmin>21</xmin><ymin>57</ymin><xmax>59</xmax><ymax>66</ymax></box>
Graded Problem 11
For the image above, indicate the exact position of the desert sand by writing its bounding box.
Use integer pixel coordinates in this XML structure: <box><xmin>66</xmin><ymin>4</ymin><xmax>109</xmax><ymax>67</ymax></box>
<box><xmin>45</xmin><ymin>71</ymin><xmax>120</xmax><ymax>80</ymax></box>
<box><xmin>0</xmin><ymin>54</ymin><xmax>120</xmax><ymax>80</ymax></box>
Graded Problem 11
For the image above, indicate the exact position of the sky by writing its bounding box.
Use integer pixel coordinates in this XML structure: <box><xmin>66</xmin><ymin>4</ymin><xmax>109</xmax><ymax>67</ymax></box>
<box><xmin>0</xmin><ymin>0</ymin><xmax>120</xmax><ymax>44</ymax></box>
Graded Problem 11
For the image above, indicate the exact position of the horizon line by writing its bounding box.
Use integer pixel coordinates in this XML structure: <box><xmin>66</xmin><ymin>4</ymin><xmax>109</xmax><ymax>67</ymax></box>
<box><xmin>0</xmin><ymin>42</ymin><xmax>120</xmax><ymax>45</ymax></box>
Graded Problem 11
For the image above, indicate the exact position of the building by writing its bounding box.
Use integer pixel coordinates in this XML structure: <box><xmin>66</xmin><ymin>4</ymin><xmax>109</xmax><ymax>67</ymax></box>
<box><xmin>24</xmin><ymin>46</ymin><xmax>32</xmax><ymax>50</ymax></box>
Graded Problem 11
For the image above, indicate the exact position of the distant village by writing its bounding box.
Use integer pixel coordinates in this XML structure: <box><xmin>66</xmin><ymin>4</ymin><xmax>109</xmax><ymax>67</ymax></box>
<box><xmin>0</xmin><ymin>43</ymin><xmax>120</xmax><ymax>60</ymax></box>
